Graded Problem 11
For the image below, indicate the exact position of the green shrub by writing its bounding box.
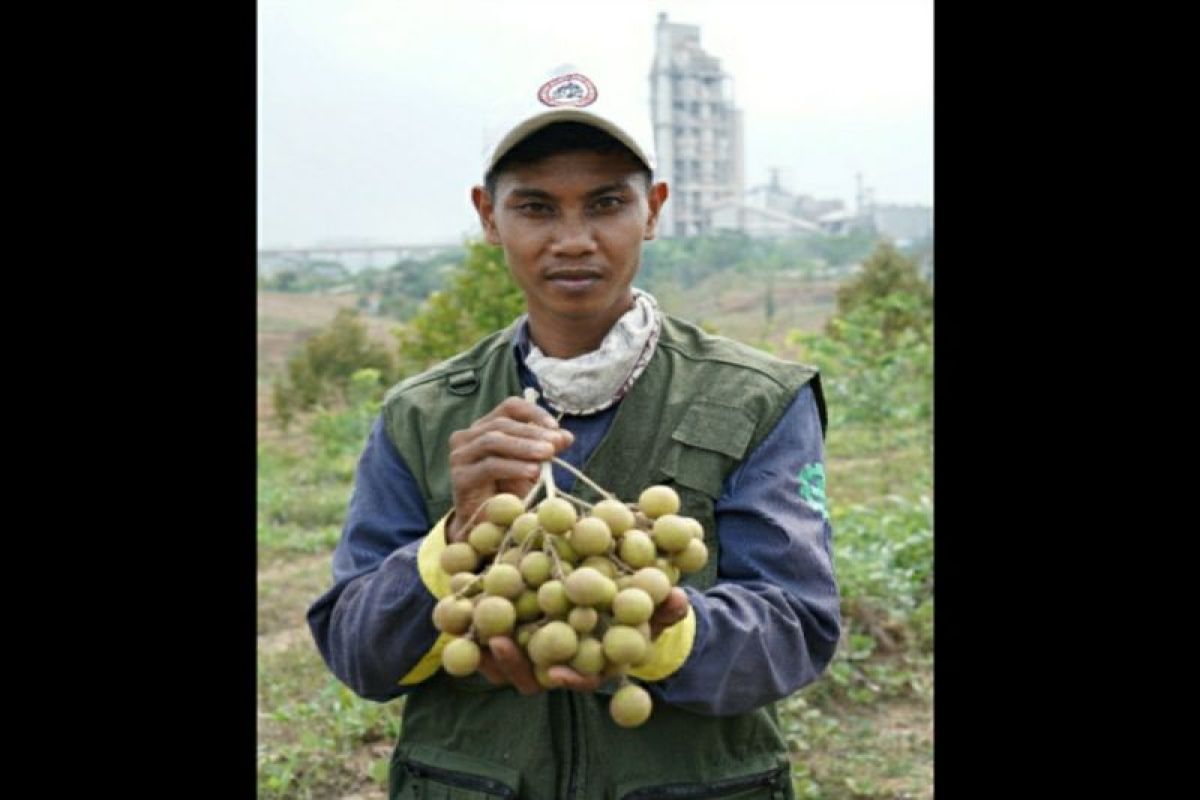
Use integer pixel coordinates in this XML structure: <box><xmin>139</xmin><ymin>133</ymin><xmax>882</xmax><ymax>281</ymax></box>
<box><xmin>831</xmin><ymin>241</ymin><xmax>932</xmax><ymax>344</ymax></box>
<box><xmin>272</xmin><ymin>313</ymin><xmax>395</xmax><ymax>429</ymax></box>
<box><xmin>392</xmin><ymin>241</ymin><xmax>526</xmax><ymax>378</ymax></box>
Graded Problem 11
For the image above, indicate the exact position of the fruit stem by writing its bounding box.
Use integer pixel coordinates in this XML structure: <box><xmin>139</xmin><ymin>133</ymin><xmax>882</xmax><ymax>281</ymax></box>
<box><xmin>556</xmin><ymin>490</ymin><xmax>595</xmax><ymax>511</ymax></box>
<box><xmin>519</xmin><ymin>388</ymin><xmax>558</xmax><ymax>502</ymax></box>
<box><xmin>453</xmin><ymin>574</ymin><xmax>485</xmax><ymax>599</ymax></box>
<box><xmin>493</xmin><ymin>527</ymin><xmax>517</xmax><ymax>560</ymax></box>
<box><xmin>516</xmin><ymin>526</ymin><xmax>544</xmax><ymax>558</ymax></box>
<box><xmin>543</xmin><ymin>535</ymin><xmax>567</xmax><ymax>579</ymax></box>
<box><xmin>520</xmin><ymin>481</ymin><xmax>544</xmax><ymax>510</ymax></box>
<box><xmin>450</xmin><ymin>500</ymin><xmax>489</xmax><ymax>542</ymax></box>
<box><xmin>551</xmin><ymin>457</ymin><xmax>617</xmax><ymax>502</ymax></box>
<box><xmin>607</xmin><ymin>552</ymin><xmax>638</xmax><ymax>576</ymax></box>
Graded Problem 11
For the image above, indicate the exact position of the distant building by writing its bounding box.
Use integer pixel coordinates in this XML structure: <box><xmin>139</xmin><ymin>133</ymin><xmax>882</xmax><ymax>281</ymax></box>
<box><xmin>816</xmin><ymin>208</ymin><xmax>859</xmax><ymax>237</ymax></box>
<box><xmin>853</xmin><ymin>172</ymin><xmax>932</xmax><ymax>245</ymax></box>
<box><xmin>707</xmin><ymin>171</ymin><xmax>821</xmax><ymax>236</ymax></box>
<box><xmin>650</xmin><ymin>13</ymin><xmax>744</xmax><ymax>238</ymax></box>
<box><xmin>704</xmin><ymin>167</ymin><xmax>933</xmax><ymax>243</ymax></box>
<box><xmin>646</xmin><ymin>15</ymin><xmax>931</xmax><ymax>244</ymax></box>
<box><xmin>794</xmin><ymin>194</ymin><xmax>846</xmax><ymax>222</ymax></box>
<box><xmin>708</xmin><ymin>201</ymin><xmax>821</xmax><ymax>237</ymax></box>
<box><xmin>704</xmin><ymin>169</ymin><xmax>840</xmax><ymax>238</ymax></box>
<box><xmin>866</xmin><ymin>203</ymin><xmax>933</xmax><ymax>246</ymax></box>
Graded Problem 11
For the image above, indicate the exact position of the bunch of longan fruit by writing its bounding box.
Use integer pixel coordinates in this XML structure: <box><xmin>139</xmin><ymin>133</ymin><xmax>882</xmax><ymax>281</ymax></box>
<box><xmin>435</xmin><ymin>472</ymin><xmax>707</xmax><ymax>728</ymax></box>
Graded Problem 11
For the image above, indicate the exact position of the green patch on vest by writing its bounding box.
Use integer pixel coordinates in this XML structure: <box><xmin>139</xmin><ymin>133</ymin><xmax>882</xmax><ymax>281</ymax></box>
<box><xmin>797</xmin><ymin>462</ymin><xmax>829</xmax><ymax>521</ymax></box>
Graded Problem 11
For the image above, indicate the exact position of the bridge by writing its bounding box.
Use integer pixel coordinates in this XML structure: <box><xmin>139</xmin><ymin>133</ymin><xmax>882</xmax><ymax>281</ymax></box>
<box><xmin>257</xmin><ymin>242</ymin><xmax>462</xmax><ymax>275</ymax></box>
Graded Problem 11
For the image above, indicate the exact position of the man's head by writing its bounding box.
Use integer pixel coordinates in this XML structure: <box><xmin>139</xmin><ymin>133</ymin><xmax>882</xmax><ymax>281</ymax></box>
<box><xmin>470</xmin><ymin>70</ymin><xmax>669</xmax><ymax>351</ymax></box>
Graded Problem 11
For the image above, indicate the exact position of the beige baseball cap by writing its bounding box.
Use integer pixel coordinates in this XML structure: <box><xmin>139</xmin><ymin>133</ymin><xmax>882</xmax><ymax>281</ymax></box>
<box><xmin>481</xmin><ymin>64</ymin><xmax>656</xmax><ymax>178</ymax></box>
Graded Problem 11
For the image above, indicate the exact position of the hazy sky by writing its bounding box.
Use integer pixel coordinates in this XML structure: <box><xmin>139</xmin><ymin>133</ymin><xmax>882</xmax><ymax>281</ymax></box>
<box><xmin>257</xmin><ymin>0</ymin><xmax>932</xmax><ymax>249</ymax></box>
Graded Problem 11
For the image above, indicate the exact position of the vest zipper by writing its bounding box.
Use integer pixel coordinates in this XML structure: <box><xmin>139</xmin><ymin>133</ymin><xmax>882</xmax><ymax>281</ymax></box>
<box><xmin>620</xmin><ymin>765</ymin><xmax>787</xmax><ymax>800</ymax></box>
<box><xmin>404</xmin><ymin>759</ymin><xmax>517</xmax><ymax>798</ymax></box>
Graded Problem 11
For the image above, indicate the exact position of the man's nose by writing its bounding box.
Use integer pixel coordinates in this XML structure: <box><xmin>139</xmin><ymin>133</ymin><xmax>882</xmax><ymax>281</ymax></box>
<box><xmin>549</xmin><ymin>212</ymin><xmax>598</xmax><ymax>257</ymax></box>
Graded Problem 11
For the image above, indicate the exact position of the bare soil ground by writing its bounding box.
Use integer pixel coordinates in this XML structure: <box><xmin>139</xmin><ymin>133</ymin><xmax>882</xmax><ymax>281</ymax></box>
<box><xmin>802</xmin><ymin>696</ymin><xmax>933</xmax><ymax>799</ymax></box>
<box><xmin>665</xmin><ymin>273</ymin><xmax>839</xmax><ymax>356</ymax></box>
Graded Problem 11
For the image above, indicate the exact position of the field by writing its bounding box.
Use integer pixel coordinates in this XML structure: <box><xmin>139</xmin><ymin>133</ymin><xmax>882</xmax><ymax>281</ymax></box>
<box><xmin>257</xmin><ymin>292</ymin><xmax>397</xmax><ymax>444</ymax></box>
<box><xmin>257</xmin><ymin>274</ymin><xmax>932</xmax><ymax>799</ymax></box>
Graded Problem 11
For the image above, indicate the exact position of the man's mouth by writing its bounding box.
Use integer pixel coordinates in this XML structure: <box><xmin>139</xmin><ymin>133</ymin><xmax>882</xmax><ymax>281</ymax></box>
<box><xmin>545</xmin><ymin>269</ymin><xmax>603</xmax><ymax>288</ymax></box>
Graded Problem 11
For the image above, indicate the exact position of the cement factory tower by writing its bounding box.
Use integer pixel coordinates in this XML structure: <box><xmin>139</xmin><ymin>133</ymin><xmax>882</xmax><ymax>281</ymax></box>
<box><xmin>650</xmin><ymin>12</ymin><xmax>745</xmax><ymax>237</ymax></box>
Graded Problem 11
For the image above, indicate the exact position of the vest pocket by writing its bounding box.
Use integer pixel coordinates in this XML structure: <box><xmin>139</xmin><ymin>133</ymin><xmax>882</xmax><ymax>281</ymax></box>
<box><xmin>391</xmin><ymin>743</ymin><xmax>520</xmax><ymax>799</ymax></box>
<box><xmin>657</xmin><ymin>402</ymin><xmax>757</xmax><ymax>499</ymax></box>
<box><xmin>617</xmin><ymin>763</ymin><xmax>791</xmax><ymax>800</ymax></box>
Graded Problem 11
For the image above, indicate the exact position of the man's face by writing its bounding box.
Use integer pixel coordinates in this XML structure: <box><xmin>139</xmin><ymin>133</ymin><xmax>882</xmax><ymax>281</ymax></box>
<box><xmin>472</xmin><ymin>149</ymin><xmax>668</xmax><ymax>330</ymax></box>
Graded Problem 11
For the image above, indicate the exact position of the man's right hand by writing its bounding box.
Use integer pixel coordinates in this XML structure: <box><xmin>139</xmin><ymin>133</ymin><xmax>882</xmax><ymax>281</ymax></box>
<box><xmin>476</xmin><ymin>636</ymin><xmax>605</xmax><ymax>695</ymax></box>
<box><xmin>447</xmin><ymin>396</ymin><xmax>574</xmax><ymax>543</ymax></box>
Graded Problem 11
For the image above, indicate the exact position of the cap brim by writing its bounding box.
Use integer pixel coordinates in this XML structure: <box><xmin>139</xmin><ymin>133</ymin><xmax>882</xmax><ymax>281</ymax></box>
<box><xmin>486</xmin><ymin>108</ymin><xmax>654</xmax><ymax>175</ymax></box>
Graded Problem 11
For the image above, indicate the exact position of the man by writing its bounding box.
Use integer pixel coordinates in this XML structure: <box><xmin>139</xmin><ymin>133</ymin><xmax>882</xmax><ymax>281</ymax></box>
<box><xmin>308</xmin><ymin>67</ymin><xmax>841</xmax><ymax>800</ymax></box>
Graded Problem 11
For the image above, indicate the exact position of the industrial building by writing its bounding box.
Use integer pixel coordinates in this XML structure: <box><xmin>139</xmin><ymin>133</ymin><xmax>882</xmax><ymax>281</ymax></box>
<box><xmin>648</xmin><ymin>14</ymin><xmax>931</xmax><ymax>246</ymax></box>
<box><xmin>649</xmin><ymin>12</ymin><xmax>745</xmax><ymax>237</ymax></box>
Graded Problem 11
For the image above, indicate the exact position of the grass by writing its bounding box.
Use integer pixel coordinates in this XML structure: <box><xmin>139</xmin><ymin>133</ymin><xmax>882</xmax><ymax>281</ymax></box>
<box><xmin>258</xmin><ymin>553</ymin><xmax>335</xmax><ymax>637</ymax></box>
<box><xmin>784</xmin><ymin>691</ymin><xmax>932</xmax><ymax>799</ymax></box>
<box><xmin>257</xmin><ymin>444</ymin><xmax>357</xmax><ymax>566</ymax></box>
<box><xmin>258</xmin><ymin>642</ymin><xmax>403</xmax><ymax>799</ymax></box>
<box><xmin>826</xmin><ymin>424</ymin><xmax>931</xmax><ymax>507</ymax></box>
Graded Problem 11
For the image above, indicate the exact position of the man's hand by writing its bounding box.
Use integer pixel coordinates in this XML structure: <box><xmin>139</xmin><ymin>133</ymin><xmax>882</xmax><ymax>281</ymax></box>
<box><xmin>474</xmin><ymin>588</ymin><xmax>691</xmax><ymax>694</ymax></box>
<box><xmin>477</xmin><ymin>636</ymin><xmax>605</xmax><ymax>694</ymax></box>
<box><xmin>447</xmin><ymin>397</ymin><xmax>574</xmax><ymax>542</ymax></box>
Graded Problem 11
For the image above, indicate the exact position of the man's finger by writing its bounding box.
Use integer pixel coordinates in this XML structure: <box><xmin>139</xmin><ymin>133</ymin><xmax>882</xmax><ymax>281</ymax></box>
<box><xmin>476</xmin><ymin>400</ymin><xmax>573</xmax><ymax>451</ymax></box>
<box><xmin>453</xmin><ymin>457</ymin><xmax>544</xmax><ymax>490</ymax></box>
<box><xmin>450</xmin><ymin>428</ymin><xmax>558</xmax><ymax>467</ymax></box>
<box><xmin>484</xmin><ymin>396</ymin><xmax>562</xmax><ymax>430</ymax></box>
<box><xmin>476</xmin><ymin>649</ymin><xmax>510</xmax><ymax>686</ymax></box>
<box><xmin>487</xmin><ymin>636</ymin><xmax>542</xmax><ymax>695</ymax></box>
<box><xmin>452</xmin><ymin>417</ymin><xmax>571</xmax><ymax>458</ymax></box>
<box><xmin>650</xmin><ymin>588</ymin><xmax>690</xmax><ymax>639</ymax></box>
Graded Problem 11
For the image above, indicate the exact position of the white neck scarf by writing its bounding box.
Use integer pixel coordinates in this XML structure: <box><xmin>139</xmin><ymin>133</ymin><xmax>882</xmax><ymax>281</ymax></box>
<box><xmin>522</xmin><ymin>289</ymin><xmax>662</xmax><ymax>416</ymax></box>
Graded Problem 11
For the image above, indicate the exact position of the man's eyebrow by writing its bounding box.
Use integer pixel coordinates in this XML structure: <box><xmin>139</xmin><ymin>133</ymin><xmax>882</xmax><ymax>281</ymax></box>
<box><xmin>506</xmin><ymin>182</ymin><xmax>634</xmax><ymax>201</ymax></box>
<box><xmin>507</xmin><ymin>188</ymin><xmax>554</xmax><ymax>200</ymax></box>
<box><xmin>585</xmin><ymin>182</ymin><xmax>633</xmax><ymax>197</ymax></box>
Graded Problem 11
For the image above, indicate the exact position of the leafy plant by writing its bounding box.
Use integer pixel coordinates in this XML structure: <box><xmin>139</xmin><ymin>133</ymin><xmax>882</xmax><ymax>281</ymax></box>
<box><xmin>831</xmin><ymin>241</ymin><xmax>932</xmax><ymax>344</ymax></box>
<box><xmin>392</xmin><ymin>241</ymin><xmax>526</xmax><ymax>377</ymax></box>
<box><xmin>271</xmin><ymin>311</ymin><xmax>396</xmax><ymax>430</ymax></box>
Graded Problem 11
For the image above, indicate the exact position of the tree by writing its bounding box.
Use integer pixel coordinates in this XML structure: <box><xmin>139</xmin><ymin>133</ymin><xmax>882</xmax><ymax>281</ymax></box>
<box><xmin>271</xmin><ymin>308</ymin><xmax>397</xmax><ymax>429</ymax></box>
<box><xmin>830</xmin><ymin>241</ymin><xmax>932</xmax><ymax>344</ymax></box>
<box><xmin>392</xmin><ymin>240</ymin><xmax>526</xmax><ymax>378</ymax></box>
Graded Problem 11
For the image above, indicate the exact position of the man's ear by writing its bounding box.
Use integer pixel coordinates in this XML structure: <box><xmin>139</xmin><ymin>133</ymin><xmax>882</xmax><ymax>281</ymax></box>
<box><xmin>471</xmin><ymin>185</ymin><xmax>502</xmax><ymax>245</ymax></box>
<box><xmin>643</xmin><ymin>181</ymin><xmax>670</xmax><ymax>241</ymax></box>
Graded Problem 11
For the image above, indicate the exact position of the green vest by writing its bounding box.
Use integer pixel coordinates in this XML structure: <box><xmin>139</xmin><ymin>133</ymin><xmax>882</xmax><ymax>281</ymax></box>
<box><xmin>381</xmin><ymin>314</ymin><xmax>822</xmax><ymax>800</ymax></box>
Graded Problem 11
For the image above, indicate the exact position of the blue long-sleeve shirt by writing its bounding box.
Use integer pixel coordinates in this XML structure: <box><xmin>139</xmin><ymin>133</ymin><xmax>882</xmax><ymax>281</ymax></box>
<box><xmin>308</xmin><ymin>329</ymin><xmax>841</xmax><ymax>716</ymax></box>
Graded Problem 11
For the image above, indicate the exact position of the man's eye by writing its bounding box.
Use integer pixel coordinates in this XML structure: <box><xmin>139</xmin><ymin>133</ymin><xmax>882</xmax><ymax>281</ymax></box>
<box><xmin>519</xmin><ymin>202</ymin><xmax>553</xmax><ymax>214</ymax></box>
<box><xmin>593</xmin><ymin>196</ymin><xmax>624</xmax><ymax>210</ymax></box>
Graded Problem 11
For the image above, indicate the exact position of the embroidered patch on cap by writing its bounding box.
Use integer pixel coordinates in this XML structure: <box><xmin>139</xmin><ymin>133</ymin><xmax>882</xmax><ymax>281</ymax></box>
<box><xmin>797</xmin><ymin>462</ymin><xmax>830</xmax><ymax>521</ymax></box>
<box><xmin>537</xmin><ymin>73</ymin><xmax>598</xmax><ymax>107</ymax></box>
